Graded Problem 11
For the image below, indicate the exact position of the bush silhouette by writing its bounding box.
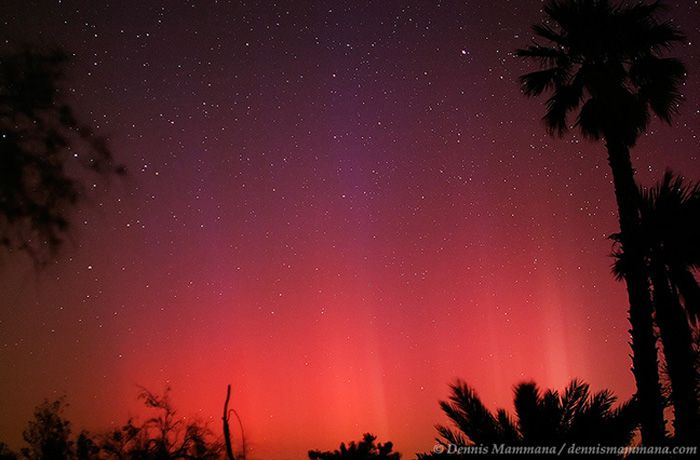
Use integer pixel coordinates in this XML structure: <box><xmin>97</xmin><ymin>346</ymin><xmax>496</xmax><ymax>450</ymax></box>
<box><xmin>0</xmin><ymin>442</ymin><xmax>17</xmax><ymax>460</ymax></box>
<box><xmin>3</xmin><ymin>389</ymin><xmax>221</xmax><ymax>460</ymax></box>
<box><xmin>308</xmin><ymin>433</ymin><xmax>400</xmax><ymax>459</ymax></box>
<box><xmin>100</xmin><ymin>387</ymin><xmax>221</xmax><ymax>460</ymax></box>
<box><xmin>21</xmin><ymin>399</ymin><xmax>74</xmax><ymax>460</ymax></box>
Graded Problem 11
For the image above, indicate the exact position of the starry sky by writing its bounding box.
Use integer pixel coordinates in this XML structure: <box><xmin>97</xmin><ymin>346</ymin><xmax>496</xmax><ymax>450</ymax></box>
<box><xmin>1</xmin><ymin>1</ymin><xmax>699</xmax><ymax>459</ymax></box>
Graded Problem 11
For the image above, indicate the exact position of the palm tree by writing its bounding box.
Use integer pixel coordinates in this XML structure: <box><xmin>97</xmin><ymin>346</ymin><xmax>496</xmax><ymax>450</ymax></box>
<box><xmin>516</xmin><ymin>0</ymin><xmax>686</xmax><ymax>443</ymax></box>
<box><xmin>612</xmin><ymin>171</ymin><xmax>700</xmax><ymax>442</ymax></box>
<box><xmin>419</xmin><ymin>379</ymin><xmax>637</xmax><ymax>459</ymax></box>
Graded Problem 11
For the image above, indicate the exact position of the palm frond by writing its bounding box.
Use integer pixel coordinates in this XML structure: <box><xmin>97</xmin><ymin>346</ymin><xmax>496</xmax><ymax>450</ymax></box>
<box><xmin>539</xmin><ymin>390</ymin><xmax>564</xmax><ymax>440</ymax></box>
<box><xmin>586</xmin><ymin>389</ymin><xmax>617</xmax><ymax>418</ymax></box>
<box><xmin>543</xmin><ymin>0</ymin><xmax>605</xmax><ymax>32</ymax></box>
<box><xmin>513</xmin><ymin>382</ymin><xmax>541</xmax><ymax>440</ymax></box>
<box><xmin>439</xmin><ymin>380</ymin><xmax>501</xmax><ymax>444</ymax></box>
<box><xmin>673</xmin><ymin>269</ymin><xmax>700</xmax><ymax>323</ymax></box>
<box><xmin>575</xmin><ymin>98</ymin><xmax>604</xmax><ymax>140</ymax></box>
<box><xmin>519</xmin><ymin>68</ymin><xmax>565</xmax><ymax>97</ymax></box>
<box><xmin>645</xmin><ymin>21</ymin><xmax>686</xmax><ymax>51</ymax></box>
<box><xmin>616</xmin><ymin>1</ymin><xmax>684</xmax><ymax>55</ymax></box>
<box><xmin>543</xmin><ymin>79</ymin><xmax>583</xmax><ymax>136</ymax></box>
<box><xmin>631</xmin><ymin>56</ymin><xmax>686</xmax><ymax>123</ymax></box>
<box><xmin>605</xmin><ymin>398</ymin><xmax>639</xmax><ymax>445</ymax></box>
<box><xmin>515</xmin><ymin>45</ymin><xmax>569</xmax><ymax>66</ymax></box>
<box><xmin>531</xmin><ymin>23</ymin><xmax>568</xmax><ymax>47</ymax></box>
<box><xmin>495</xmin><ymin>409</ymin><xmax>520</xmax><ymax>443</ymax></box>
<box><xmin>610</xmin><ymin>251</ymin><xmax>628</xmax><ymax>281</ymax></box>
<box><xmin>625</xmin><ymin>20</ymin><xmax>686</xmax><ymax>55</ymax></box>
<box><xmin>435</xmin><ymin>424</ymin><xmax>469</xmax><ymax>447</ymax></box>
<box><xmin>561</xmin><ymin>379</ymin><xmax>590</xmax><ymax>428</ymax></box>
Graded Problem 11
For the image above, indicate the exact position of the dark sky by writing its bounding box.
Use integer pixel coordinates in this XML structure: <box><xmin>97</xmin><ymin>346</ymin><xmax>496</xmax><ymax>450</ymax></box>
<box><xmin>1</xmin><ymin>1</ymin><xmax>699</xmax><ymax>459</ymax></box>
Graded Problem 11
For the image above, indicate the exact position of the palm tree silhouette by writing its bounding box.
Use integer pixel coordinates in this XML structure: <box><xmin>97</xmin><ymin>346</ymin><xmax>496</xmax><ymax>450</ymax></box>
<box><xmin>516</xmin><ymin>0</ymin><xmax>686</xmax><ymax>443</ymax></box>
<box><xmin>612</xmin><ymin>171</ymin><xmax>700</xmax><ymax>442</ymax></box>
<box><xmin>420</xmin><ymin>379</ymin><xmax>637</xmax><ymax>459</ymax></box>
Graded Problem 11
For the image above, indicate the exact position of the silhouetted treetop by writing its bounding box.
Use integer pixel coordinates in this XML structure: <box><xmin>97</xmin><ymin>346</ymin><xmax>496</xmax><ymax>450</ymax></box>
<box><xmin>420</xmin><ymin>379</ymin><xmax>637</xmax><ymax>459</ymax></box>
<box><xmin>2</xmin><ymin>389</ymin><xmax>221</xmax><ymax>460</ymax></box>
<box><xmin>517</xmin><ymin>0</ymin><xmax>685</xmax><ymax>145</ymax></box>
<box><xmin>21</xmin><ymin>398</ymin><xmax>74</xmax><ymax>460</ymax></box>
<box><xmin>100</xmin><ymin>387</ymin><xmax>220</xmax><ymax>460</ymax></box>
<box><xmin>0</xmin><ymin>442</ymin><xmax>17</xmax><ymax>460</ymax></box>
<box><xmin>309</xmin><ymin>433</ymin><xmax>400</xmax><ymax>460</ymax></box>
<box><xmin>0</xmin><ymin>47</ymin><xmax>124</xmax><ymax>264</ymax></box>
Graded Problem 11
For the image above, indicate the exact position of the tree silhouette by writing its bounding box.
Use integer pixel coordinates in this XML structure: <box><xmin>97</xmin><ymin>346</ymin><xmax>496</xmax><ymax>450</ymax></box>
<box><xmin>222</xmin><ymin>384</ymin><xmax>247</xmax><ymax>460</ymax></box>
<box><xmin>0</xmin><ymin>390</ymin><xmax>222</xmax><ymax>460</ymax></box>
<box><xmin>419</xmin><ymin>379</ymin><xmax>637</xmax><ymax>459</ymax></box>
<box><xmin>21</xmin><ymin>399</ymin><xmax>74</xmax><ymax>460</ymax></box>
<box><xmin>612</xmin><ymin>171</ymin><xmax>700</xmax><ymax>442</ymax></box>
<box><xmin>100</xmin><ymin>387</ymin><xmax>221</xmax><ymax>460</ymax></box>
<box><xmin>0</xmin><ymin>443</ymin><xmax>17</xmax><ymax>460</ymax></box>
<box><xmin>75</xmin><ymin>431</ymin><xmax>99</xmax><ymax>460</ymax></box>
<box><xmin>308</xmin><ymin>434</ymin><xmax>400</xmax><ymax>460</ymax></box>
<box><xmin>0</xmin><ymin>47</ymin><xmax>123</xmax><ymax>264</ymax></box>
<box><xmin>516</xmin><ymin>0</ymin><xmax>686</xmax><ymax>443</ymax></box>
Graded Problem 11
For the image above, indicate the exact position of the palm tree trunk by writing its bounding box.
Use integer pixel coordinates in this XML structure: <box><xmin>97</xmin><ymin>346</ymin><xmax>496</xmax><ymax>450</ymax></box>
<box><xmin>606</xmin><ymin>139</ymin><xmax>666</xmax><ymax>444</ymax></box>
<box><xmin>652</xmin><ymin>265</ymin><xmax>700</xmax><ymax>443</ymax></box>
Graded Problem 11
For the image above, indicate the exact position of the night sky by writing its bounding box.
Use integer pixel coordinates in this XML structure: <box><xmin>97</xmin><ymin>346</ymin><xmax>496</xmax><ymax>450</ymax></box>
<box><xmin>1</xmin><ymin>1</ymin><xmax>699</xmax><ymax>459</ymax></box>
